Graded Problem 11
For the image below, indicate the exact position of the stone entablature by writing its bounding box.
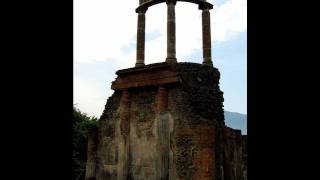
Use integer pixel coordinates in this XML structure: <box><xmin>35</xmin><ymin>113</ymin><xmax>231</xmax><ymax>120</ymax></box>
<box><xmin>112</xmin><ymin>63</ymin><xmax>180</xmax><ymax>90</ymax></box>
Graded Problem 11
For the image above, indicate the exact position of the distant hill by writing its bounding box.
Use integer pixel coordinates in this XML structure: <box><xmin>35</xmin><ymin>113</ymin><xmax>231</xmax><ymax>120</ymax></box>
<box><xmin>224</xmin><ymin>111</ymin><xmax>247</xmax><ymax>135</ymax></box>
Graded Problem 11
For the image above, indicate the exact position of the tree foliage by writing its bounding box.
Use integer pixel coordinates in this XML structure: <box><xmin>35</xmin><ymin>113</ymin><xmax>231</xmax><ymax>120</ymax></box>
<box><xmin>72</xmin><ymin>106</ymin><xmax>98</xmax><ymax>180</ymax></box>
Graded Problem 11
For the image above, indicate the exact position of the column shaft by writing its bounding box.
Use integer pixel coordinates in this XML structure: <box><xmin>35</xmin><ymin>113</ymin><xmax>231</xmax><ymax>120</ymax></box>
<box><xmin>85</xmin><ymin>127</ymin><xmax>98</xmax><ymax>180</ymax></box>
<box><xmin>117</xmin><ymin>90</ymin><xmax>131</xmax><ymax>180</ymax></box>
<box><xmin>157</xmin><ymin>86</ymin><xmax>168</xmax><ymax>112</ymax></box>
<box><xmin>202</xmin><ymin>9</ymin><xmax>213</xmax><ymax>66</ymax></box>
<box><xmin>166</xmin><ymin>2</ymin><xmax>177</xmax><ymax>63</ymax></box>
<box><xmin>136</xmin><ymin>13</ymin><xmax>146</xmax><ymax>67</ymax></box>
<box><xmin>156</xmin><ymin>86</ymin><xmax>169</xmax><ymax>180</ymax></box>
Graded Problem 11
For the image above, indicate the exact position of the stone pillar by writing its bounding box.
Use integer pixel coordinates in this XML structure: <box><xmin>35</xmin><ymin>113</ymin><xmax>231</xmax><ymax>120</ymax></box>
<box><xmin>156</xmin><ymin>86</ymin><xmax>170</xmax><ymax>180</ymax></box>
<box><xmin>136</xmin><ymin>12</ymin><xmax>146</xmax><ymax>67</ymax></box>
<box><xmin>157</xmin><ymin>86</ymin><xmax>168</xmax><ymax>112</ymax></box>
<box><xmin>117</xmin><ymin>90</ymin><xmax>131</xmax><ymax>180</ymax></box>
<box><xmin>119</xmin><ymin>90</ymin><xmax>130</xmax><ymax>137</ymax></box>
<box><xmin>202</xmin><ymin>8</ymin><xmax>213</xmax><ymax>66</ymax></box>
<box><xmin>85</xmin><ymin>127</ymin><xmax>98</xmax><ymax>180</ymax></box>
<box><xmin>166</xmin><ymin>0</ymin><xmax>177</xmax><ymax>63</ymax></box>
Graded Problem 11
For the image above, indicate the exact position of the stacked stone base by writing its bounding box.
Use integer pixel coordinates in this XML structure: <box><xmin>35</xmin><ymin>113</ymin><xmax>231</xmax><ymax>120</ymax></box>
<box><xmin>85</xmin><ymin>62</ymin><xmax>247</xmax><ymax>180</ymax></box>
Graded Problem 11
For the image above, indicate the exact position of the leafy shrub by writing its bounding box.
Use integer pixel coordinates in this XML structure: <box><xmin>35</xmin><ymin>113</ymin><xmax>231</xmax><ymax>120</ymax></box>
<box><xmin>72</xmin><ymin>107</ymin><xmax>97</xmax><ymax>180</ymax></box>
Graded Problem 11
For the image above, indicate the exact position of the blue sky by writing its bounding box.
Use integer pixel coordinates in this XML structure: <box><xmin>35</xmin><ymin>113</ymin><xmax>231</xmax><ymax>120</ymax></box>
<box><xmin>74</xmin><ymin>0</ymin><xmax>247</xmax><ymax>117</ymax></box>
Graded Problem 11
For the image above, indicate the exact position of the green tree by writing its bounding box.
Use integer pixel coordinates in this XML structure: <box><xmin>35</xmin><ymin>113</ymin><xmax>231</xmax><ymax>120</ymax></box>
<box><xmin>72</xmin><ymin>106</ymin><xmax>97</xmax><ymax>180</ymax></box>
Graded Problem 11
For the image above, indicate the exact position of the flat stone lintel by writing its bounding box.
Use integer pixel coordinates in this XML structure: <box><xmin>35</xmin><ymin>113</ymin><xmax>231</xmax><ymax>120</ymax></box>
<box><xmin>112</xmin><ymin>63</ymin><xmax>180</xmax><ymax>90</ymax></box>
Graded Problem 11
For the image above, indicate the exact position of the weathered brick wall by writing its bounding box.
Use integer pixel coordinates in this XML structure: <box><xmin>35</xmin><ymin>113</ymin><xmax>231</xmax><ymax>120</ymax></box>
<box><xmin>85</xmin><ymin>126</ymin><xmax>98</xmax><ymax>180</ymax></box>
<box><xmin>128</xmin><ymin>88</ymin><xmax>158</xmax><ymax>179</ymax></box>
<box><xmin>222</xmin><ymin>127</ymin><xmax>247</xmax><ymax>180</ymax></box>
<box><xmin>96</xmin><ymin>91</ymin><xmax>121</xmax><ymax>179</ymax></box>
<box><xmin>85</xmin><ymin>63</ymin><xmax>247</xmax><ymax>180</ymax></box>
<box><xmin>170</xmin><ymin>63</ymin><xmax>224</xmax><ymax>123</ymax></box>
<box><xmin>167</xmin><ymin>63</ymin><xmax>223</xmax><ymax>180</ymax></box>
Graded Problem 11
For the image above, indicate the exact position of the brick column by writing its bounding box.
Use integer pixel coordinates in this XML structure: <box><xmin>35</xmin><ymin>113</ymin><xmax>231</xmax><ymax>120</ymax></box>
<box><xmin>136</xmin><ymin>12</ymin><xmax>146</xmax><ymax>67</ymax></box>
<box><xmin>156</xmin><ymin>86</ymin><xmax>170</xmax><ymax>180</ymax></box>
<box><xmin>166</xmin><ymin>0</ymin><xmax>177</xmax><ymax>63</ymax></box>
<box><xmin>202</xmin><ymin>8</ymin><xmax>213</xmax><ymax>66</ymax></box>
<box><xmin>157</xmin><ymin>86</ymin><xmax>168</xmax><ymax>112</ymax></box>
<box><xmin>117</xmin><ymin>90</ymin><xmax>131</xmax><ymax>180</ymax></box>
<box><xmin>85</xmin><ymin>127</ymin><xmax>98</xmax><ymax>180</ymax></box>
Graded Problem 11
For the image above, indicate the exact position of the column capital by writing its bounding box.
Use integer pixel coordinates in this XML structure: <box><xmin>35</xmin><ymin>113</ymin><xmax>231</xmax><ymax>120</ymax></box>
<box><xmin>199</xmin><ymin>1</ymin><xmax>214</xmax><ymax>10</ymax></box>
<box><xmin>201</xmin><ymin>7</ymin><xmax>211</xmax><ymax>11</ymax></box>
<box><xmin>166</xmin><ymin>0</ymin><xmax>177</xmax><ymax>5</ymax></box>
<box><xmin>136</xmin><ymin>7</ymin><xmax>148</xmax><ymax>14</ymax></box>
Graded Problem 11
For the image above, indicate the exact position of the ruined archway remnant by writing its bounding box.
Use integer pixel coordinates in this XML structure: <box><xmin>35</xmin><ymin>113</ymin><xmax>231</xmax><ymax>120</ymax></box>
<box><xmin>135</xmin><ymin>0</ymin><xmax>214</xmax><ymax>67</ymax></box>
<box><xmin>85</xmin><ymin>1</ymin><xmax>247</xmax><ymax>180</ymax></box>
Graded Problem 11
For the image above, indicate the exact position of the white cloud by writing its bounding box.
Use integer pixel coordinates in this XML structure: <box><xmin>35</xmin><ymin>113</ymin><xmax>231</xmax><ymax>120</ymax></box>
<box><xmin>73</xmin><ymin>76</ymin><xmax>114</xmax><ymax>117</ymax></box>
<box><xmin>74</xmin><ymin>0</ymin><xmax>138</xmax><ymax>64</ymax></box>
<box><xmin>212</xmin><ymin>0</ymin><xmax>247</xmax><ymax>42</ymax></box>
<box><xmin>74</xmin><ymin>0</ymin><xmax>247</xmax><ymax>65</ymax></box>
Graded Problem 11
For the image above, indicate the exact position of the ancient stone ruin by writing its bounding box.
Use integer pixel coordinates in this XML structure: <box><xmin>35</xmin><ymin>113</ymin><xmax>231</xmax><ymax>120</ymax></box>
<box><xmin>85</xmin><ymin>1</ymin><xmax>247</xmax><ymax>180</ymax></box>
